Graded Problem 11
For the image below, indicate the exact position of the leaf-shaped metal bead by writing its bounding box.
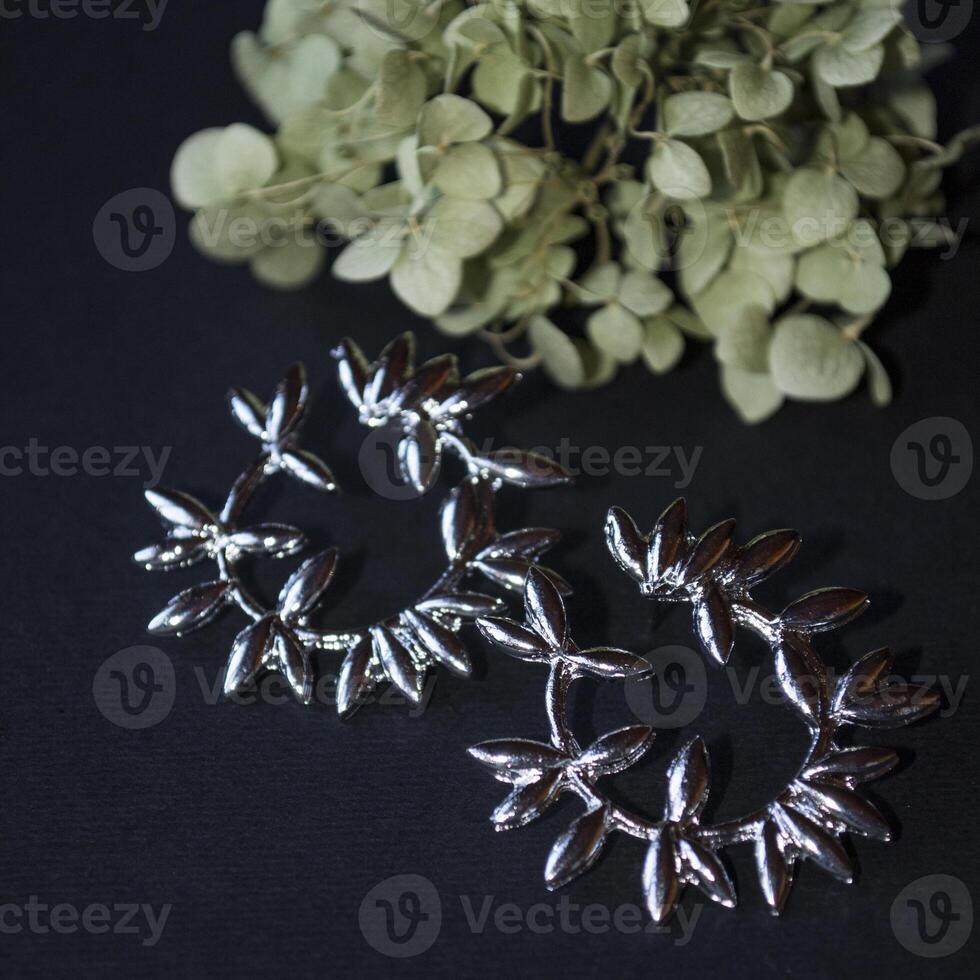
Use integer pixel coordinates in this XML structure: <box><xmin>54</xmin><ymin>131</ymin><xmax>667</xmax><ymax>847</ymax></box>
<box><xmin>336</xmin><ymin>635</ymin><xmax>375</xmax><ymax>719</ymax></box>
<box><xmin>544</xmin><ymin>806</ymin><xmax>608</xmax><ymax>890</ymax></box>
<box><xmin>477</xmin><ymin>527</ymin><xmax>560</xmax><ymax>561</ymax></box>
<box><xmin>605</xmin><ymin>507</ymin><xmax>647</xmax><ymax>583</ymax></box>
<box><xmin>803</xmin><ymin>747</ymin><xmax>899</xmax><ymax>783</ymax></box>
<box><xmin>415</xmin><ymin>592</ymin><xmax>504</xmax><ymax>618</ymax></box>
<box><xmin>439</xmin><ymin>365</ymin><xmax>517</xmax><ymax>416</ymax></box>
<box><xmin>273</xmin><ymin>626</ymin><xmax>313</xmax><ymax>704</ymax></box>
<box><xmin>775</xmin><ymin>635</ymin><xmax>825</xmax><ymax>725</ymax></box>
<box><xmin>643</xmin><ymin>827</ymin><xmax>681</xmax><ymax>924</ymax></box>
<box><xmin>228</xmin><ymin>524</ymin><xmax>305</xmax><ymax>557</ymax></box>
<box><xmin>145</xmin><ymin>488</ymin><xmax>214</xmax><ymax>530</ymax></box>
<box><xmin>680</xmin><ymin>518</ymin><xmax>736</xmax><ymax>583</ymax></box>
<box><xmin>403</xmin><ymin>609</ymin><xmax>471</xmax><ymax>677</ymax></box>
<box><xmin>736</xmin><ymin>529</ymin><xmax>801</xmax><ymax>586</ymax></box>
<box><xmin>755</xmin><ymin>820</ymin><xmax>791</xmax><ymax>915</ymax></box>
<box><xmin>133</xmin><ymin>536</ymin><xmax>206</xmax><ymax>570</ymax></box>
<box><xmin>378</xmin><ymin>331</ymin><xmax>415</xmax><ymax>389</ymax></box>
<box><xmin>278</xmin><ymin>548</ymin><xmax>338</xmax><ymax>622</ymax></box>
<box><xmin>666</xmin><ymin>737</ymin><xmax>710</xmax><ymax>823</ymax></box>
<box><xmin>476</xmin><ymin>449</ymin><xmax>573</xmax><ymax>489</ymax></box>
<box><xmin>440</xmin><ymin>481</ymin><xmax>478</xmax><ymax>561</ymax></box>
<box><xmin>474</xmin><ymin>557</ymin><xmax>532</xmax><ymax>592</ymax></box>
<box><xmin>148</xmin><ymin>580</ymin><xmax>228</xmax><ymax>635</ymax></box>
<box><xmin>796</xmin><ymin>781</ymin><xmax>891</xmax><ymax>840</ymax></box>
<box><xmin>839</xmin><ymin>685</ymin><xmax>940</xmax><ymax>728</ymax></box>
<box><xmin>564</xmin><ymin>647</ymin><xmax>651</xmax><ymax>679</ymax></box>
<box><xmin>525</xmin><ymin>567</ymin><xmax>566</xmax><ymax>649</ymax></box>
<box><xmin>391</xmin><ymin>353</ymin><xmax>457</xmax><ymax>409</ymax></box>
<box><xmin>468</xmin><ymin>739</ymin><xmax>567</xmax><ymax>774</ymax></box>
<box><xmin>331</xmin><ymin>337</ymin><xmax>370</xmax><ymax>408</ymax></box>
<box><xmin>223</xmin><ymin>615</ymin><xmax>275</xmax><ymax>696</ymax></box>
<box><xmin>647</xmin><ymin>497</ymin><xmax>688</xmax><ymax>583</ymax></box>
<box><xmin>398</xmin><ymin>420</ymin><xmax>441</xmax><ymax>495</ymax></box>
<box><xmin>371</xmin><ymin>625</ymin><xmax>422</xmax><ymax>703</ymax></box>
<box><xmin>266</xmin><ymin>362</ymin><xmax>308</xmax><ymax>442</ymax></box>
<box><xmin>780</xmin><ymin>588</ymin><xmax>869</xmax><ymax>633</ymax></box>
<box><xmin>576</xmin><ymin>725</ymin><xmax>653</xmax><ymax>772</ymax></box>
<box><xmin>476</xmin><ymin>616</ymin><xmax>551</xmax><ymax>661</ymax></box>
<box><xmin>280</xmin><ymin>449</ymin><xmax>337</xmax><ymax>493</ymax></box>
<box><xmin>491</xmin><ymin>772</ymin><xmax>562</xmax><ymax>831</ymax></box>
<box><xmin>773</xmin><ymin>804</ymin><xmax>853</xmax><ymax>883</ymax></box>
<box><xmin>677</xmin><ymin>837</ymin><xmax>736</xmax><ymax>908</ymax></box>
<box><xmin>832</xmin><ymin>647</ymin><xmax>894</xmax><ymax>711</ymax></box>
<box><xmin>227</xmin><ymin>386</ymin><xmax>267</xmax><ymax>439</ymax></box>
<box><xmin>693</xmin><ymin>581</ymin><xmax>734</xmax><ymax>666</ymax></box>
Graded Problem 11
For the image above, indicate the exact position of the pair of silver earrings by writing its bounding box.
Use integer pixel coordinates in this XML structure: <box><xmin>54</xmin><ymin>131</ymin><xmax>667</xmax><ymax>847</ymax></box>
<box><xmin>134</xmin><ymin>333</ymin><xmax>938</xmax><ymax>924</ymax></box>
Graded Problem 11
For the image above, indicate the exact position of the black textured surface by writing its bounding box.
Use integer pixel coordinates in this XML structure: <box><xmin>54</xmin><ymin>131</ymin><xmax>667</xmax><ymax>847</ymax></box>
<box><xmin>2</xmin><ymin>4</ymin><xmax>979</xmax><ymax>977</ymax></box>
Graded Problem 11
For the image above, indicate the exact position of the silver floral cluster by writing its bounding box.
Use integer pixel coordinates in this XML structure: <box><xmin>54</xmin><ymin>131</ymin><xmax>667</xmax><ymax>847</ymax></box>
<box><xmin>134</xmin><ymin>333</ymin><xmax>571</xmax><ymax>715</ymax></box>
<box><xmin>471</xmin><ymin>500</ymin><xmax>939</xmax><ymax>921</ymax></box>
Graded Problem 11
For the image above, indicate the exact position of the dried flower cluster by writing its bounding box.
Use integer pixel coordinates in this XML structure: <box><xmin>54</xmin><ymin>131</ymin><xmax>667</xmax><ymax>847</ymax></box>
<box><xmin>171</xmin><ymin>0</ymin><xmax>976</xmax><ymax>419</ymax></box>
<box><xmin>471</xmin><ymin>499</ymin><xmax>939</xmax><ymax>921</ymax></box>
<box><xmin>134</xmin><ymin>333</ymin><xmax>570</xmax><ymax>714</ymax></box>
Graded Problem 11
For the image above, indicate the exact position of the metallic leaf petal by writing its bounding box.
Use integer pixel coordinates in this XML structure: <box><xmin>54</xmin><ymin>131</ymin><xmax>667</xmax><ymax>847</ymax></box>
<box><xmin>378</xmin><ymin>332</ymin><xmax>416</xmax><ymax>388</ymax></box>
<box><xmin>475</xmin><ymin>449</ymin><xmax>573</xmax><ymax>489</ymax></box>
<box><xmin>780</xmin><ymin>588</ymin><xmax>869</xmax><ymax>633</ymax></box>
<box><xmin>474</xmin><ymin>557</ymin><xmax>532</xmax><ymax>592</ymax></box>
<box><xmin>227</xmin><ymin>386</ymin><xmax>267</xmax><ymax>440</ymax></box>
<box><xmin>796</xmin><ymin>781</ymin><xmax>891</xmax><ymax>840</ymax></box>
<box><xmin>736</xmin><ymin>529</ymin><xmax>801</xmax><ymax>587</ymax></box>
<box><xmin>576</xmin><ymin>725</ymin><xmax>653</xmax><ymax>772</ymax></box>
<box><xmin>144</xmin><ymin>488</ymin><xmax>214</xmax><ymax>530</ymax></box>
<box><xmin>403</xmin><ymin>609</ymin><xmax>472</xmax><ymax>677</ymax></box>
<box><xmin>440</xmin><ymin>481</ymin><xmax>478</xmax><ymax>561</ymax></box>
<box><xmin>839</xmin><ymin>686</ymin><xmax>940</xmax><ymax>728</ymax></box>
<box><xmin>544</xmin><ymin>806</ymin><xmax>608</xmax><ymax>890</ymax></box>
<box><xmin>390</xmin><ymin>353</ymin><xmax>457</xmax><ymax>410</ymax></box>
<box><xmin>147</xmin><ymin>580</ymin><xmax>228</xmax><ymax>635</ymax></box>
<box><xmin>803</xmin><ymin>747</ymin><xmax>900</xmax><ymax>783</ymax></box>
<box><xmin>438</xmin><ymin>366</ymin><xmax>517</xmax><ymax>417</ymax></box>
<box><xmin>331</xmin><ymin>338</ymin><xmax>370</xmax><ymax>408</ymax></box>
<box><xmin>564</xmin><ymin>647</ymin><xmax>651</xmax><ymax>679</ymax></box>
<box><xmin>666</xmin><ymin>737</ymin><xmax>710</xmax><ymax>823</ymax></box>
<box><xmin>133</xmin><ymin>536</ymin><xmax>207</xmax><ymax>571</ymax></box>
<box><xmin>605</xmin><ymin>507</ymin><xmax>648</xmax><ymax>583</ymax></box>
<box><xmin>643</xmin><ymin>827</ymin><xmax>681</xmax><ymax>924</ymax></box>
<box><xmin>491</xmin><ymin>771</ymin><xmax>562</xmax><ymax>831</ymax></box>
<box><xmin>476</xmin><ymin>527</ymin><xmax>560</xmax><ymax>562</ymax></box>
<box><xmin>476</xmin><ymin>616</ymin><xmax>551</xmax><ymax>661</ymax></box>
<box><xmin>755</xmin><ymin>820</ymin><xmax>792</xmax><ymax>915</ymax></box>
<box><xmin>773</xmin><ymin>804</ymin><xmax>854</xmax><ymax>883</ymax></box>
<box><xmin>693</xmin><ymin>581</ymin><xmax>734</xmax><ymax>666</ymax></box>
<box><xmin>277</xmin><ymin>548</ymin><xmax>339</xmax><ymax>622</ymax></box>
<box><xmin>336</xmin><ymin>635</ymin><xmax>375</xmax><ymax>719</ymax></box>
<box><xmin>680</xmin><ymin>518</ymin><xmax>736</xmax><ymax>583</ymax></box>
<box><xmin>647</xmin><ymin>498</ymin><xmax>688</xmax><ymax>583</ymax></box>
<box><xmin>832</xmin><ymin>647</ymin><xmax>894</xmax><ymax>711</ymax></box>
<box><xmin>371</xmin><ymin>625</ymin><xmax>422</xmax><ymax>704</ymax></box>
<box><xmin>397</xmin><ymin>421</ymin><xmax>441</xmax><ymax>495</ymax></box>
<box><xmin>775</xmin><ymin>634</ymin><xmax>826</xmax><ymax>725</ymax></box>
<box><xmin>273</xmin><ymin>626</ymin><xmax>313</xmax><ymax>704</ymax></box>
<box><xmin>524</xmin><ymin>566</ymin><xmax>566</xmax><ymax>650</ymax></box>
<box><xmin>468</xmin><ymin>739</ymin><xmax>567</xmax><ymax>773</ymax></box>
<box><xmin>223</xmin><ymin>615</ymin><xmax>276</xmax><ymax>697</ymax></box>
<box><xmin>279</xmin><ymin>449</ymin><xmax>338</xmax><ymax>493</ymax></box>
<box><xmin>677</xmin><ymin>837</ymin><xmax>736</xmax><ymax>908</ymax></box>
<box><xmin>228</xmin><ymin>524</ymin><xmax>306</xmax><ymax>557</ymax></box>
<box><xmin>415</xmin><ymin>592</ymin><xmax>505</xmax><ymax>618</ymax></box>
<box><xmin>265</xmin><ymin>362</ymin><xmax>308</xmax><ymax>442</ymax></box>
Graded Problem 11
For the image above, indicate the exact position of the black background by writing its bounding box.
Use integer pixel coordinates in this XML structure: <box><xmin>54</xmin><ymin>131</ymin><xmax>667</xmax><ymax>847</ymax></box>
<box><xmin>2</xmin><ymin>2</ymin><xmax>979</xmax><ymax>977</ymax></box>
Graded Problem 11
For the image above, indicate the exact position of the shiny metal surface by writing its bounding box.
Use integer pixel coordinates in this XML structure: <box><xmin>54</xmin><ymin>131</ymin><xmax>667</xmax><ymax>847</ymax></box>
<box><xmin>471</xmin><ymin>501</ymin><xmax>939</xmax><ymax>921</ymax></box>
<box><xmin>134</xmin><ymin>332</ymin><xmax>571</xmax><ymax>714</ymax></box>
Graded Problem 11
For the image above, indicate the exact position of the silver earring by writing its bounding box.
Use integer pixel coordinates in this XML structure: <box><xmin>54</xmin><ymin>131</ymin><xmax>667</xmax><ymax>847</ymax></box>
<box><xmin>470</xmin><ymin>499</ymin><xmax>939</xmax><ymax>921</ymax></box>
<box><xmin>133</xmin><ymin>332</ymin><xmax>571</xmax><ymax>715</ymax></box>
